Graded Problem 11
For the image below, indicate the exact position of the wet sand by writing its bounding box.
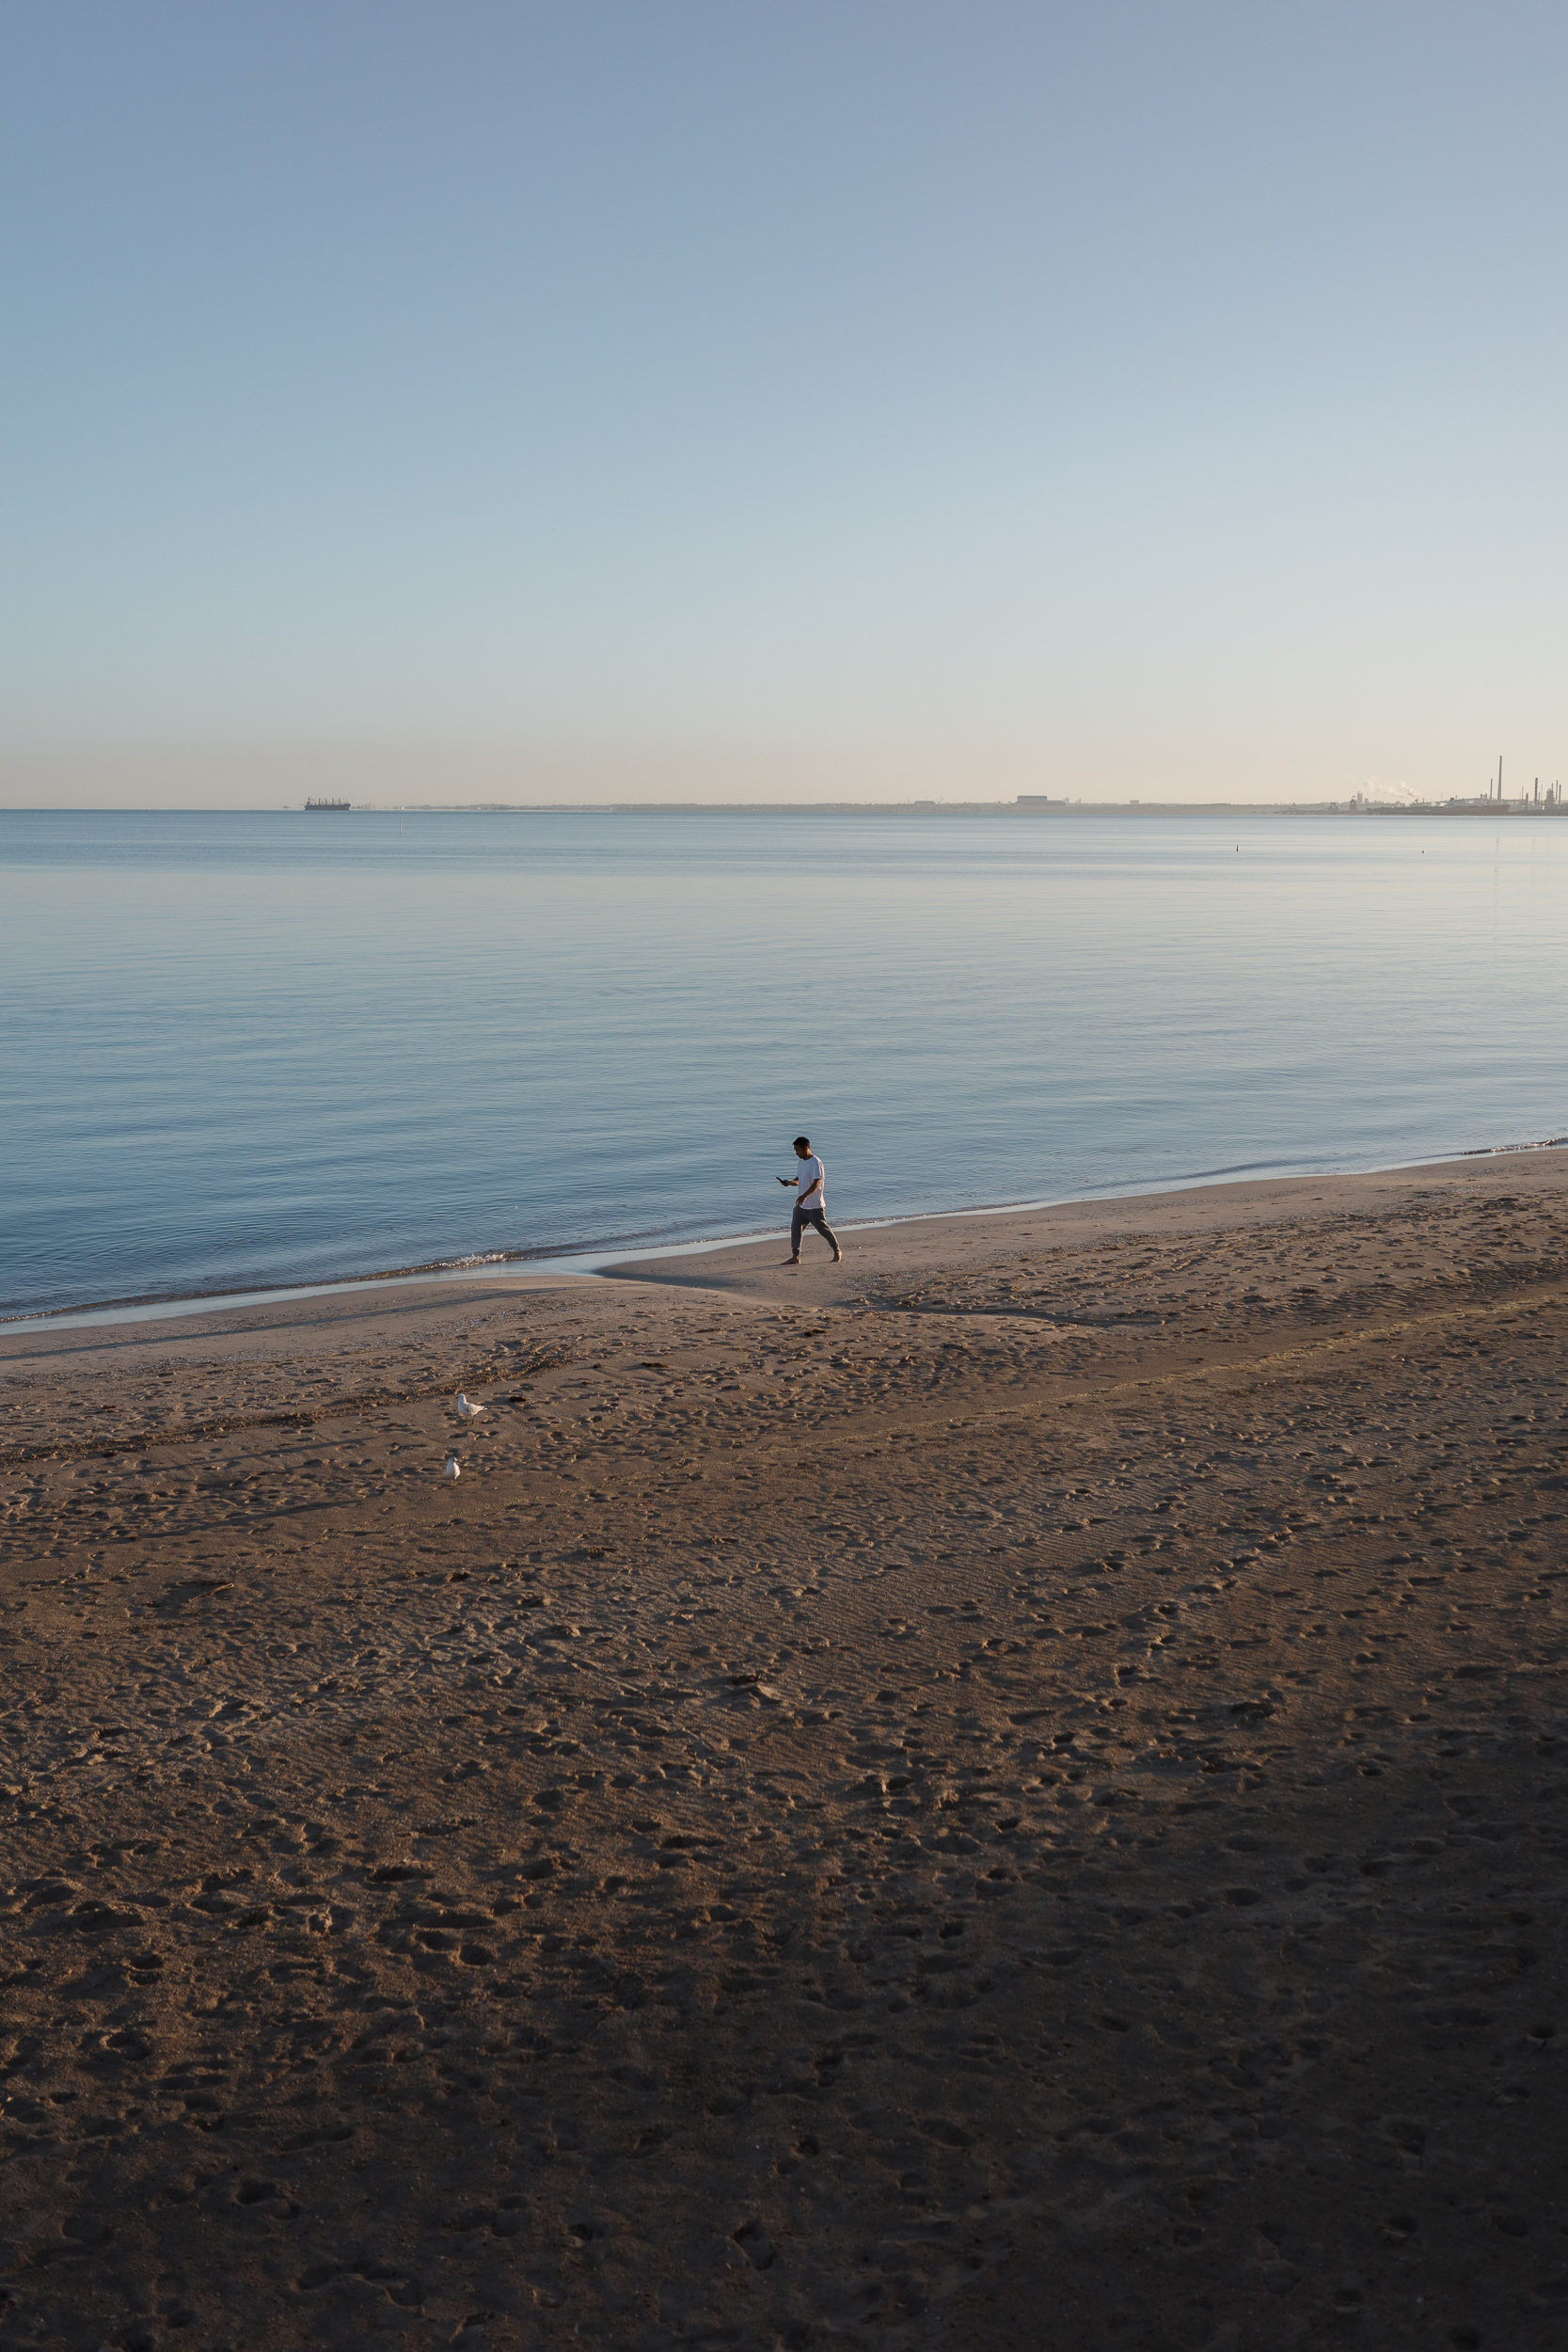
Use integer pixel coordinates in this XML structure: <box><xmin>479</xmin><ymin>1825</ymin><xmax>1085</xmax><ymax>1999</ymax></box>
<box><xmin>3</xmin><ymin>1153</ymin><xmax>1567</xmax><ymax>2349</ymax></box>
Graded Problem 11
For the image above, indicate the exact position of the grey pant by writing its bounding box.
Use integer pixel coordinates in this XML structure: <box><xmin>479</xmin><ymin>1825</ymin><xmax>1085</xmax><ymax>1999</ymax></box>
<box><xmin>792</xmin><ymin>1202</ymin><xmax>840</xmax><ymax>1256</ymax></box>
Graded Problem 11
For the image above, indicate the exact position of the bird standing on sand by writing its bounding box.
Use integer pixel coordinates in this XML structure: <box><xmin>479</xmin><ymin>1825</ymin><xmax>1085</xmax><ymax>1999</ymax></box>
<box><xmin>455</xmin><ymin>1392</ymin><xmax>485</xmax><ymax>1421</ymax></box>
<box><xmin>443</xmin><ymin>1454</ymin><xmax>462</xmax><ymax>1479</ymax></box>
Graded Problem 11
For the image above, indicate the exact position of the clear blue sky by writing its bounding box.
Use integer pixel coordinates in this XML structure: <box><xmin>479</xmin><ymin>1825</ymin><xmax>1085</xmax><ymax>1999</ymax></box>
<box><xmin>3</xmin><ymin>3</ymin><xmax>1564</xmax><ymax>803</ymax></box>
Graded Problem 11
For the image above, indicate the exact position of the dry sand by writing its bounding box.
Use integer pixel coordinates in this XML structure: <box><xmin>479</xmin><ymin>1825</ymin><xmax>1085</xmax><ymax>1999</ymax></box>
<box><xmin>3</xmin><ymin>1153</ymin><xmax>1567</xmax><ymax>2350</ymax></box>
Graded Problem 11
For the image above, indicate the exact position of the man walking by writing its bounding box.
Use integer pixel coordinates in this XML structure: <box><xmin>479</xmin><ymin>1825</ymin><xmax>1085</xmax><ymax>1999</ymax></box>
<box><xmin>778</xmin><ymin>1135</ymin><xmax>843</xmax><ymax>1265</ymax></box>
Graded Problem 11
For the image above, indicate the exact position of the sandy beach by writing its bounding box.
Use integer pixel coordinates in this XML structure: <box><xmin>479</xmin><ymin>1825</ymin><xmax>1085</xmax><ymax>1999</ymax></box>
<box><xmin>3</xmin><ymin>1152</ymin><xmax>1567</xmax><ymax>2350</ymax></box>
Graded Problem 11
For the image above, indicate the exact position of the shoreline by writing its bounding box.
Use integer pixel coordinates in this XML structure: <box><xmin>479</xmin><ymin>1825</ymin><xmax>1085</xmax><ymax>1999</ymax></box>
<box><xmin>7</xmin><ymin>1134</ymin><xmax>1567</xmax><ymax>1338</ymax></box>
<box><xmin>8</xmin><ymin>799</ymin><xmax>1553</xmax><ymax>815</ymax></box>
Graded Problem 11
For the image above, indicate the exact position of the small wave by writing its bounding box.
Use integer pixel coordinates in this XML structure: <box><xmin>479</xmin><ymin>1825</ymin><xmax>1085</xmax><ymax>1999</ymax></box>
<box><xmin>1461</xmin><ymin>1136</ymin><xmax>1568</xmax><ymax>1156</ymax></box>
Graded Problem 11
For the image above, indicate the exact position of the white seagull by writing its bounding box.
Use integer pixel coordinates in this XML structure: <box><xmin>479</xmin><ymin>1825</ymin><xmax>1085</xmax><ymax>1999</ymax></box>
<box><xmin>443</xmin><ymin>1454</ymin><xmax>462</xmax><ymax>1479</ymax></box>
<box><xmin>455</xmin><ymin>1392</ymin><xmax>486</xmax><ymax>1421</ymax></box>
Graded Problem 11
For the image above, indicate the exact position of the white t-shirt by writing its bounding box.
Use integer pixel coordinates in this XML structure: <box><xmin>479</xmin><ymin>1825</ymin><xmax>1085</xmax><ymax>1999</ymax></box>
<box><xmin>794</xmin><ymin>1154</ymin><xmax>826</xmax><ymax>1209</ymax></box>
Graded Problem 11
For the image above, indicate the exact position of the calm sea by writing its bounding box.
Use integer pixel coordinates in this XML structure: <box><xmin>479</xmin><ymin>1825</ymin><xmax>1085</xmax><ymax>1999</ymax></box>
<box><xmin>4</xmin><ymin>808</ymin><xmax>1565</xmax><ymax>1319</ymax></box>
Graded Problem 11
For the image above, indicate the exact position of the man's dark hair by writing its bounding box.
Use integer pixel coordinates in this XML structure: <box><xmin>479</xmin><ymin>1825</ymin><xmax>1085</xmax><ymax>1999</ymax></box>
<box><xmin>793</xmin><ymin>1135</ymin><xmax>811</xmax><ymax>1151</ymax></box>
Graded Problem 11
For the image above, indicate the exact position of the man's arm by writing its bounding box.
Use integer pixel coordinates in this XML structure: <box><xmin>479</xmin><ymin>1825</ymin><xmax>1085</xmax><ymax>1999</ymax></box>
<box><xmin>798</xmin><ymin>1171</ymin><xmax>822</xmax><ymax>1203</ymax></box>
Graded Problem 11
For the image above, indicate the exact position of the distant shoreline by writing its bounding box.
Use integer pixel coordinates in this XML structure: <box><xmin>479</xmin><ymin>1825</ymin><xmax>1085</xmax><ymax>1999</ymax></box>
<box><xmin>279</xmin><ymin>799</ymin><xmax>1543</xmax><ymax>816</ymax></box>
<box><xmin>4</xmin><ymin>801</ymin><xmax>1548</xmax><ymax>817</ymax></box>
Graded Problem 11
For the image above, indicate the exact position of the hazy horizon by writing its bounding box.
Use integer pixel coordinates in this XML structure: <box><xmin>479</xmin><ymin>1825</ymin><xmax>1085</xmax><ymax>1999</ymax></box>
<box><xmin>5</xmin><ymin>5</ymin><xmax>1565</xmax><ymax>809</ymax></box>
<box><xmin>4</xmin><ymin>742</ymin><xmax>1513</xmax><ymax>811</ymax></box>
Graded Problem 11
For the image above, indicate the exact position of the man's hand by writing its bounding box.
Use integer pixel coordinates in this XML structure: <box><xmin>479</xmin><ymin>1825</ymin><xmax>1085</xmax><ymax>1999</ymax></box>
<box><xmin>777</xmin><ymin>1176</ymin><xmax>796</xmax><ymax>1186</ymax></box>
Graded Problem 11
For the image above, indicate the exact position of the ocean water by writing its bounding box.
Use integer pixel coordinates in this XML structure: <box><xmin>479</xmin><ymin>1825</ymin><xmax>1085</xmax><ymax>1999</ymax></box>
<box><xmin>3</xmin><ymin>807</ymin><xmax>1566</xmax><ymax>1319</ymax></box>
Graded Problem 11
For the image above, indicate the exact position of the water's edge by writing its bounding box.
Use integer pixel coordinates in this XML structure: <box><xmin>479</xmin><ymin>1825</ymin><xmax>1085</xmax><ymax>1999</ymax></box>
<box><xmin>8</xmin><ymin>1135</ymin><xmax>1562</xmax><ymax>1337</ymax></box>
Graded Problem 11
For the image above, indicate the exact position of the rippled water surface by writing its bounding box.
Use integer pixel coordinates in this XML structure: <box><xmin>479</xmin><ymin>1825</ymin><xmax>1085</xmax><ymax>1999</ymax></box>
<box><xmin>4</xmin><ymin>807</ymin><xmax>1565</xmax><ymax>1315</ymax></box>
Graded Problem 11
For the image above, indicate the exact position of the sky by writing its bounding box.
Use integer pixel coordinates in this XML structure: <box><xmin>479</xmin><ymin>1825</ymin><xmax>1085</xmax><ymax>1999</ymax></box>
<box><xmin>3</xmin><ymin>3</ymin><xmax>1565</xmax><ymax>806</ymax></box>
